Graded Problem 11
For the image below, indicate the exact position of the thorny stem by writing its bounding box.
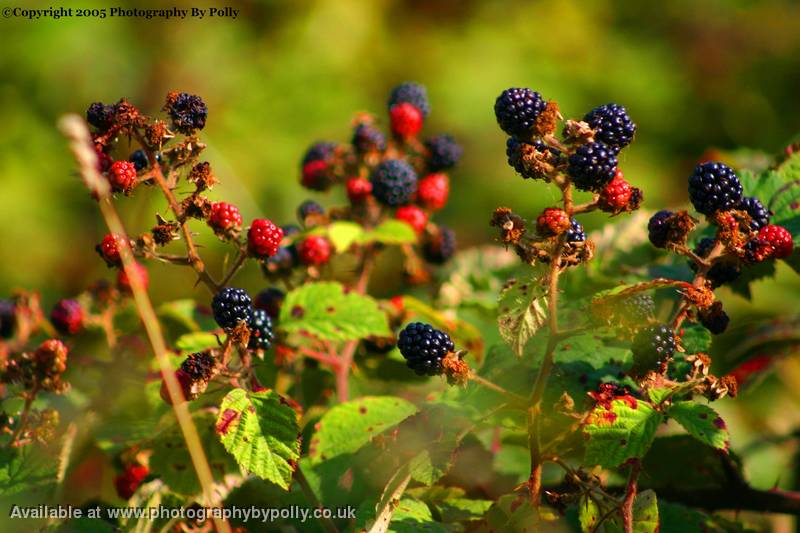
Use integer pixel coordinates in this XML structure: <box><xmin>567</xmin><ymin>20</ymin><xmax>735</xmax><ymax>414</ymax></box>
<box><xmin>10</xmin><ymin>385</ymin><xmax>38</xmax><ymax>447</ymax></box>
<box><xmin>60</xmin><ymin>116</ymin><xmax>230</xmax><ymax>533</ymax></box>
<box><xmin>621</xmin><ymin>460</ymin><xmax>641</xmax><ymax>533</ymax></box>
<box><xmin>133</xmin><ymin>131</ymin><xmax>221</xmax><ymax>294</ymax></box>
<box><xmin>468</xmin><ymin>373</ymin><xmax>528</xmax><ymax>406</ymax></box>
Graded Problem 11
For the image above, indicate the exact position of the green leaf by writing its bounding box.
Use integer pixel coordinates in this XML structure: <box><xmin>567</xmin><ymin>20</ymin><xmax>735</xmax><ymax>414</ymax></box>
<box><xmin>646</xmin><ymin>387</ymin><xmax>672</xmax><ymax>405</ymax></box>
<box><xmin>604</xmin><ymin>490</ymin><xmax>659</xmax><ymax>533</ymax></box>
<box><xmin>497</xmin><ymin>276</ymin><xmax>548</xmax><ymax>357</ymax></box>
<box><xmin>157</xmin><ymin>299</ymin><xmax>216</xmax><ymax>332</ymax></box>
<box><xmin>578</xmin><ymin>495</ymin><xmax>601</xmax><ymax>533</ymax></box>
<box><xmin>681</xmin><ymin>325</ymin><xmax>712</xmax><ymax>354</ymax></box>
<box><xmin>584</xmin><ymin>399</ymin><xmax>662</xmax><ymax>468</ymax></box>
<box><xmin>149</xmin><ymin>412</ymin><xmax>239</xmax><ymax>495</ymax></box>
<box><xmin>309</xmin><ymin>396</ymin><xmax>417</xmax><ymax>463</ymax></box>
<box><xmin>658</xmin><ymin>501</ymin><xmax>749</xmax><ymax>533</ymax></box>
<box><xmin>323</xmin><ymin>221</ymin><xmax>365</xmax><ymax>252</ymax></box>
<box><xmin>0</xmin><ymin>446</ymin><xmax>57</xmax><ymax>499</ymax></box>
<box><xmin>279</xmin><ymin>281</ymin><xmax>390</xmax><ymax>341</ymax></box>
<box><xmin>361</xmin><ymin>220</ymin><xmax>417</xmax><ymax>245</ymax></box>
<box><xmin>216</xmin><ymin>388</ymin><xmax>301</xmax><ymax>490</ymax></box>
<box><xmin>667</xmin><ymin>401</ymin><xmax>730</xmax><ymax>451</ymax></box>
<box><xmin>642</xmin><ymin>436</ymin><xmax>743</xmax><ymax>492</ymax></box>
<box><xmin>174</xmin><ymin>332</ymin><xmax>218</xmax><ymax>353</ymax></box>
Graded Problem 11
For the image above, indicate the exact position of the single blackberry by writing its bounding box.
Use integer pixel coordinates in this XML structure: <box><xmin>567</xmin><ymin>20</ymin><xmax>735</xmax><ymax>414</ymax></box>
<box><xmin>86</xmin><ymin>102</ymin><xmax>115</xmax><ymax>131</ymax></box>
<box><xmin>165</xmin><ymin>92</ymin><xmax>208</xmax><ymax>134</ymax></box>
<box><xmin>567</xmin><ymin>142</ymin><xmax>618</xmax><ymax>191</ymax></box>
<box><xmin>647</xmin><ymin>210</ymin><xmax>674</xmax><ymax>248</ymax></box>
<box><xmin>390</xmin><ymin>103</ymin><xmax>423</xmax><ymax>138</ymax></box>
<box><xmin>621</xmin><ymin>294</ymin><xmax>655</xmax><ymax>323</ymax></box>
<box><xmin>565</xmin><ymin>218</ymin><xmax>586</xmax><ymax>243</ymax></box>
<box><xmin>743</xmin><ymin>238</ymin><xmax>772</xmax><ymax>264</ymax></box>
<box><xmin>598</xmin><ymin>173</ymin><xmax>634</xmax><ymax>213</ymax></box>
<box><xmin>416</xmin><ymin>173</ymin><xmax>449</xmax><ymax>210</ymax></box>
<box><xmin>423</xmin><ymin>226</ymin><xmax>456</xmax><ymax>264</ymax></box>
<box><xmin>631</xmin><ymin>323</ymin><xmax>676</xmax><ymax>376</ymax></box>
<box><xmin>388</xmin><ymin>82</ymin><xmax>431</xmax><ymax>118</ymax></box>
<box><xmin>254</xmin><ymin>288</ymin><xmax>285</xmax><ymax>320</ymax></box>
<box><xmin>395</xmin><ymin>205</ymin><xmax>428</xmax><ymax>234</ymax></box>
<box><xmin>352</xmin><ymin>122</ymin><xmax>386</xmax><ymax>154</ymax></box>
<box><xmin>297</xmin><ymin>200</ymin><xmax>325</xmax><ymax>224</ymax></box>
<box><xmin>107</xmin><ymin>161</ymin><xmax>138</xmax><ymax>193</ymax></box>
<box><xmin>128</xmin><ymin>150</ymin><xmax>149</xmax><ymax>171</ymax></box>
<box><xmin>583</xmin><ymin>103</ymin><xmax>636</xmax><ymax>150</ymax></box>
<box><xmin>211</xmin><ymin>287</ymin><xmax>253</xmax><ymax>330</ymax></box>
<box><xmin>297</xmin><ymin>235</ymin><xmax>332</xmax><ymax>266</ymax></box>
<box><xmin>687</xmin><ymin>162</ymin><xmax>743</xmax><ymax>215</ymax></box>
<box><xmin>302</xmin><ymin>142</ymin><xmax>336</xmax><ymax>165</ymax></box>
<box><xmin>759</xmin><ymin>224</ymin><xmax>794</xmax><ymax>258</ymax></box>
<box><xmin>536</xmin><ymin>208</ymin><xmax>570</xmax><ymax>237</ymax></box>
<box><xmin>50</xmin><ymin>299</ymin><xmax>84</xmax><ymax>336</ymax></box>
<box><xmin>346</xmin><ymin>178</ymin><xmax>373</xmax><ymax>203</ymax></box>
<box><xmin>247</xmin><ymin>219</ymin><xmax>283</xmax><ymax>258</ymax></box>
<box><xmin>180</xmin><ymin>352</ymin><xmax>216</xmax><ymax>382</ymax></box>
<box><xmin>370</xmin><ymin>159</ymin><xmax>418</xmax><ymax>207</ymax></box>
<box><xmin>265</xmin><ymin>246</ymin><xmax>298</xmax><ymax>274</ymax></box>
<box><xmin>397</xmin><ymin>322</ymin><xmax>455</xmax><ymax>376</ymax></box>
<box><xmin>699</xmin><ymin>304</ymin><xmax>729</xmax><ymax>335</ymax></box>
<box><xmin>494</xmin><ymin>88</ymin><xmax>546</xmax><ymax>138</ymax></box>
<box><xmin>248</xmin><ymin>308</ymin><xmax>274</xmax><ymax>351</ymax></box>
<box><xmin>424</xmin><ymin>135</ymin><xmax>463</xmax><ymax>171</ymax></box>
<box><xmin>0</xmin><ymin>299</ymin><xmax>15</xmax><ymax>338</ymax></box>
<box><xmin>738</xmin><ymin>197</ymin><xmax>770</xmax><ymax>230</ymax></box>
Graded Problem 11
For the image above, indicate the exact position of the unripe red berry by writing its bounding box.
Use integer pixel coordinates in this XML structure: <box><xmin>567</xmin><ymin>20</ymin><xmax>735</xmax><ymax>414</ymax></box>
<box><xmin>346</xmin><ymin>177</ymin><xmax>372</xmax><ymax>203</ymax></box>
<box><xmin>536</xmin><ymin>208</ymin><xmax>570</xmax><ymax>236</ymax></box>
<box><xmin>107</xmin><ymin>161</ymin><xmax>137</xmax><ymax>193</ymax></box>
<box><xmin>395</xmin><ymin>205</ymin><xmax>428</xmax><ymax>234</ymax></box>
<box><xmin>95</xmin><ymin>144</ymin><xmax>113</xmax><ymax>172</ymax></box>
<box><xmin>50</xmin><ymin>299</ymin><xmax>84</xmax><ymax>336</ymax></box>
<box><xmin>96</xmin><ymin>233</ymin><xmax>127</xmax><ymax>267</ymax></box>
<box><xmin>598</xmin><ymin>172</ymin><xmax>633</xmax><ymax>213</ymax></box>
<box><xmin>302</xmin><ymin>160</ymin><xmax>330</xmax><ymax>190</ymax></box>
<box><xmin>297</xmin><ymin>235</ymin><xmax>332</xmax><ymax>266</ymax></box>
<box><xmin>248</xmin><ymin>219</ymin><xmax>283</xmax><ymax>258</ymax></box>
<box><xmin>114</xmin><ymin>464</ymin><xmax>149</xmax><ymax>500</ymax></box>
<box><xmin>160</xmin><ymin>368</ymin><xmax>194</xmax><ymax>405</ymax></box>
<box><xmin>390</xmin><ymin>103</ymin><xmax>423</xmax><ymax>138</ymax></box>
<box><xmin>34</xmin><ymin>339</ymin><xmax>68</xmax><ymax>375</ymax></box>
<box><xmin>208</xmin><ymin>202</ymin><xmax>242</xmax><ymax>236</ymax></box>
<box><xmin>417</xmin><ymin>173</ymin><xmax>450</xmax><ymax>211</ymax></box>
<box><xmin>117</xmin><ymin>262</ymin><xmax>149</xmax><ymax>293</ymax></box>
<box><xmin>758</xmin><ymin>224</ymin><xmax>793</xmax><ymax>258</ymax></box>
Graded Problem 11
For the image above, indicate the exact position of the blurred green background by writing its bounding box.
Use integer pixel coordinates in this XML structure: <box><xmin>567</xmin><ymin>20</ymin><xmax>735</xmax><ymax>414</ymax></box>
<box><xmin>2</xmin><ymin>0</ymin><xmax>800</xmax><ymax>304</ymax></box>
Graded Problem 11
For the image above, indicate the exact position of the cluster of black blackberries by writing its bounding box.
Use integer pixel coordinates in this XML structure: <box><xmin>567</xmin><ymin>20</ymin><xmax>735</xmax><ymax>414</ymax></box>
<box><xmin>211</xmin><ymin>287</ymin><xmax>274</xmax><ymax>351</ymax></box>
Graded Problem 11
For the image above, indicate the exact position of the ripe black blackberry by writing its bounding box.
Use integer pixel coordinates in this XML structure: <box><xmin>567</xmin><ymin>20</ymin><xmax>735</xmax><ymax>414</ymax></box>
<box><xmin>397</xmin><ymin>322</ymin><xmax>455</xmax><ymax>376</ymax></box>
<box><xmin>738</xmin><ymin>196</ymin><xmax>771</xmax><ymax>230</ymax></box>
<box><xmin>688</xmin><ymin>238</ymin><xmax>741</xmax><ymax>287</ymax></box>
<box><xmin>264</xmin><ymin>246</ymin><xmax>298</xmax><ymax>274</ymax></box>
<box><xmin>352</xmin><ymin>122</ymin><xmax>386</xmax><ymax>154</ymax></box>
<box><xmin>211</xmin><ymin>287</ymin><xmax>254</xmax><ymax>330</ymax></box>
<box><xmin>388</xmin><ymin>82</ymin><xmax>431</xmax><ymax>117</ymax></box>
<box><xmin>425</xmin><ymin>135</ymin><xmax>463</xmax><ymax>171</ymax></box>
<box><xmin>494</xmin><ymin>88</ymin><xmax>547</xmax><ymax>139</ymax></box>
<box><xmin>0</xmin><ymin>299</ymin><xmax>15</xmax><ymax>339</ymax></box>
<box><xmin>248</xmin><ymin>309</ymin><xmax>274</xmax><ymax>351</ymax></box>
<box><xmin>647</xmin><ymin>210</ymin><xmax>674</xmax><ymax>248</ymax></box>
<box><xmin>370</xmin><ymin>159</ymin><xmax>418</xmax><ymax>206</ymax></box>
<box><xmin>621</xmin><ymin>294</ymin><xmax>655</xmax><ymax>323</ymax></box>
<box><xmin>631</xmin><ymin>323</ymin><xmax>676</xmax><ymax>376</ymax></box>
<box><xmin>297</xmin><ymin>200</ymin><xmax>325</xmax><ymax>225</ymax></box>
<box><xmin>565</xmin><ymin>218</ymin><xmax>586</xmax><ymax>243</ymax></box>
<box><xmin>583</xmin><ymin>103</ymin><xmax>636</xmax><ymax>150</ymax></box>
<box><xmin>255</xmin><ymin>287</ymin><xmax>285</xmax><ymax>320</ymax></box>
<box><xmin>423</xmin><ymin>226</ymin><xmax>456</xmax><ymax>264</ymax></box>
<box><xmin>86</xmin><ymin>102</ymin><xmax>115</xmax><ymax>131</ymax></box>
<box><xmin>180</xmin><ymin>352</ymin><xmax>215</xmax><ymax>382</ymax></box>
<box><xmin>128</xmin><ymin>150</ymin><xmax>149</xmax><ymax>171</ymax></box>
<box><xmin>699</xmin><ymin>303</ymin><xmax>729</xmax><ymax>335</ymax></box>
<box><xmin>567</xmin><ymin>142</ymin><xmax>618</xmax><ymax>191</ymax></box>
<box><xmin>687</xmin><ymin>162</ymin><xmax>743</xmax><ymax>215</ymax></box>
<box><xmin>302</xmin><ymin>142</ymin><xmax>336</xmax><ymax>164</ymax></box>
<box><xmin>165</xmin><ymin>92</ymin><xmax>208</xmax><ymax>134</ymax></box>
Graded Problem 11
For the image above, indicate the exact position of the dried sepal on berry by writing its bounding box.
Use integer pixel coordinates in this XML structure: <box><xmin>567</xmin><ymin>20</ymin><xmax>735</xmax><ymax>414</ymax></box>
<box><xmin>533</xmin><ymin>101</ymin><xmax>562</xmax><ymax>137</ymax></box>
<box><xmin>187</xmin><ymin>161</ymin><xmax>217</xmax><ymax>191</ymax></box>
<box><xmin>442</xmin><ymin>351</ymin><xmax>471</xmax><ymax>386</ymax></box>
<box><xmin>151</xmin><ymin>214</ymin><xmax>181</xmax><ymax>246</ymax></box>
<box><xmin>561</xmin><ymin>119</ymin><xmax>595</xmax><ymax>145</ymax></box>
<box><xmin>490</xmin><ymin>207</ymin><xmax>526</xmax><ymax>246</ymax></box>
